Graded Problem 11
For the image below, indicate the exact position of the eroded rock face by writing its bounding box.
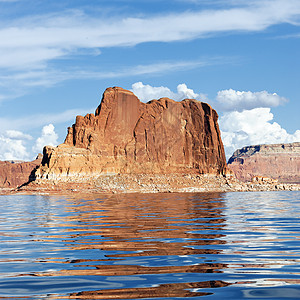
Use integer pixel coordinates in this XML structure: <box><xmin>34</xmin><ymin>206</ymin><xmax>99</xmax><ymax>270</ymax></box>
<box><xmin>35</xmin><ymin>87</ymin><xmax>228</xmax><ymax>181</ymax></box>
<box><xmin>228</xmin><ymin>142</ymin><xmax>300</xmax><ymax>183</ymax></box>
<box><xmin>0</xmin><ymin>155</ymin><xmax>42</xmax><ymax>188</ymax></box>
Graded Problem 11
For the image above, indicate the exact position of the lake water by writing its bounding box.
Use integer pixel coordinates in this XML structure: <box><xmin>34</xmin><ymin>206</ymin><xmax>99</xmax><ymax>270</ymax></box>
<box><xmin>0</xmin><ymin>191</ymin><xmax>299</xmax><ymax>299</ymax></box>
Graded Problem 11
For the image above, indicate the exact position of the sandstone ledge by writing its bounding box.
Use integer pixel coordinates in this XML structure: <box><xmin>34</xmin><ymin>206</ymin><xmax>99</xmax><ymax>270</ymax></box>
<box><xmin>2</xmin><ymin>173</ymin><xmax>299</xmax><ymax>195</ymax></box>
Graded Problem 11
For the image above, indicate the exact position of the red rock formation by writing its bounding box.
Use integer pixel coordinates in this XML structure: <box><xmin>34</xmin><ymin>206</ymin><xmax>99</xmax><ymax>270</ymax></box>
<box><xmin>35</xmin><ymin>87</ymin><xmax>229</xmax><ymax>181</ymax></box>
<box><xmin>228</xmin><ymin>143</ymin><xmax>300</xmax><ymax>183</ymax></box>
<box><xmin>0</xmin><ymin>155</ymin><xmax>42</xmax><ymax>188</ymax></box>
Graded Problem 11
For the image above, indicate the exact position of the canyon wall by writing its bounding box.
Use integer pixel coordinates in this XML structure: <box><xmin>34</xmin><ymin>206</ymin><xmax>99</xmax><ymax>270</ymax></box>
<box><xmin>228</xmin><ymin>142</ymin><xmax>300</xmax><ymax>183</ymax></box>
<box><xmin>35</xmin><ymin>87</ymin><xmax>229</xmax><ymax>181</ymax></box>
<box><xmin>0</xmin><ymin>156</ymin><xmax>42</xmax><ymax>188</ymax></box>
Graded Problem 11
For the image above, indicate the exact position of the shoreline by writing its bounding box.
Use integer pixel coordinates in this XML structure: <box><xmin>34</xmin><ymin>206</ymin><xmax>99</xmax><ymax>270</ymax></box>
<box><xmin>1</xmin><ymin>173</ymin><xmax>299</xmax><ymax>196</ymax></box>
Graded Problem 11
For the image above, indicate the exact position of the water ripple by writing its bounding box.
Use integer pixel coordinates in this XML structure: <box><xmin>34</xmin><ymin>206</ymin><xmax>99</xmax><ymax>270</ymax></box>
<box><xmin>0</xmin><ymin>192</ymin><xmax>299</xmax><ymax>299</ymax></box>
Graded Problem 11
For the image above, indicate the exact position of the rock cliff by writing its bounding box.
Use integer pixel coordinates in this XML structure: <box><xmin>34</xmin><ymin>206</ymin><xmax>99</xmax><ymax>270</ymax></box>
<box><xmin>0</xmin><ymin>155</ymin><xmax>42</xmax><ymax>188</ymax></box>
<box><xmin>228</xmin><ymin>142</ymin><xmax>300</xmax><ymax>183</ymax></box>
<box><xmin>35</xmin><ymin>87</ymin><xmax>228</xmax><ymax>181</ymax></box>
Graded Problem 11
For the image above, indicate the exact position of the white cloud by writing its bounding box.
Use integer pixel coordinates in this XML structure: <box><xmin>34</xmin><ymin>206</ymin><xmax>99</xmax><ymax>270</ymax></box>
<box><xmin>0</xmin><ymin>58</ymin><xmax>224</xmax><ymax>102</ymax></box>
<box><xmin>0</xmin><ymin>0</ymin><xmax>299</xmax><ymax>101</ymax></box>
<box><xmin>0</xmin><ymin>125</ymin><xmax>59</xmax><ymax>161</ymax></box>
<box><xmin>131</xmin><ymin>82</ymin><xmax>176</xmax><ymax>102</ymax></box>
<box><xmin>131</xmin><ymin>82</ymin><xmax>207</xmax><ymax>102</ymax></box>
<box><xmin>0</xmin><ymin>0</ymin><xmax>299</xmax><ymax>71</ymax></box>
<box><xmin>216</xmin><ymin>89</ymin><xmax>287</xmax><ymax>111</ymax></box>
<box><xmin>0</xmin><ymin>130</ymin><xmax>32</xmax><ymax>161</ymax></box>
<box><xmin>0</xmin><ymin>109</ymin><xmax>90</xmax><ymax>160</ymax></box>
<box><xmin>220</xmin><ymin>108</ymin><xmax>300</xmax><ymax>158</ymax></box>
<box><xmin>177</xmin><ymin>84</ymin><xmax>200</xmax><ymax>100</ymax></box>
<box><xmin>5</xmin><ymin>130</ymin><xmax>32</xmax><ymax>140</ymax></box>
<box><xmin>32</xmin><ymin>124</ymin><xmax>58</xmax><ymax>154</ymax></box>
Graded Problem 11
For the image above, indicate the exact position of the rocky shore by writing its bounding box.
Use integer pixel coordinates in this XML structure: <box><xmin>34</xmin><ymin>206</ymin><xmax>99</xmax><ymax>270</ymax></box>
<box><xmin>1</xmin><ymin>173</ymin><xmax>299</xmax><ymax>196</ymax></box>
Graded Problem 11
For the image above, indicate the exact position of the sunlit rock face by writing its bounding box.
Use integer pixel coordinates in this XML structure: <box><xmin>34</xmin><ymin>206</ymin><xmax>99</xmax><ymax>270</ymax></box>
<box><xmin>228</xmin><ymin>142</ymin><xmax>300</xmax><ymax>183</ymax></box>
<box><xmin>35</xmin><ymin>87</ymin><xmax>228</xmax><ymax>181</ymax></box>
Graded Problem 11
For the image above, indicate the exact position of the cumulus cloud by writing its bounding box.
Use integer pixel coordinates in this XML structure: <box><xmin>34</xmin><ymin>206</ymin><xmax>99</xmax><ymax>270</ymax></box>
<box><xmin>220</xmin><ymin>108</ymin><xmax>300</xmax><ymax>157</ymax></box>
<box><xmin>131</xmin><ymin>82</ymin><xmax>176</xmax><ymax>101</ymax></box>
<box><xmin>5</xmin><ymin>129</ymin><xmax>33</xmax><ymax>140</ymax></box>
<box><xmin>131</xmin><ymin>82</ymin><xmax>207</xmax><ymax>102</ymax></box>
<box><xmin>32</xmin><ymin>124</ymin><xmax>58</xmax><ymax>154</ymax></box>
<box><xmin>177</xmin><ymin>84</ymin><xmax>200</xmax><ymax>100</ymax></box>
<box><xmin>0</xmin><ymin>124</ymin><xmax>59</xmax><ymax>161</ymax></box>
<box><xmin>216</xmin><ymin>89</ymin><xmax>287</xmax><ymax>111</ymax></box>
<box><xmin>0</xmin><ymin>130</ymin><xmax>32</xmax><ymax>161</ymax></box>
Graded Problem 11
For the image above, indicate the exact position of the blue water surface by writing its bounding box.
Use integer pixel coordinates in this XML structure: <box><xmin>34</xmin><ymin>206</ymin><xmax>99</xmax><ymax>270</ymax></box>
<box><xmin>0</xmin><ymin>191</ymin><xmax>299</xmax><ymax>299</ymax></box>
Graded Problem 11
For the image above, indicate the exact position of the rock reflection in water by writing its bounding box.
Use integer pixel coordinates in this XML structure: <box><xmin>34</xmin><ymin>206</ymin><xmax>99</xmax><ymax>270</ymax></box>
<box><xmin>74</xmin><ymin>194</ymin><xmax>222</xmax><ymax>252</ymax></box>
<box><xmin>67</xmin><ymin>280</ymin><xmax>231</xmax><ymax>299</ymax></box>
<box><xmin>35</xmin><ymin>192</ymin><xmax>226</xmax><ymax>269</ymax></box>
<box><xmin>37</xmin><ymin>192</ymin><xmax>228</xmax><ymax>297</ymax></box>
<box><xmin>2</xmin><ymin>192</ymin><xmax>299</xmax><ymax>299</ymax></box>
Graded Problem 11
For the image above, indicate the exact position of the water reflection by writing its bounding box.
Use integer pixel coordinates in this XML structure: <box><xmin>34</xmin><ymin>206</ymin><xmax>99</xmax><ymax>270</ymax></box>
<box><xmin>64</xmin><ymin>192</ymin><xmax>226</xmax><ymax>255</ymax></box>
<box><xmin>0</xmin><ymin>192</ymin><xmax>299</xmax><ymax>299</ymax></box>
<box><xmin>20</xmin><ymin>193</ymin><xmax>228</xmax><ymax>277</ymax></box>
<box><xmin>67</xmin><ymin>280</ymin><xmax>231</xmax><ymax>299</ymax></box>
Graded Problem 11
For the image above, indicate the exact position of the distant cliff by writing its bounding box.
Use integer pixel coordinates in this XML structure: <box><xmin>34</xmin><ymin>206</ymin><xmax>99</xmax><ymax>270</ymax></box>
<box><xmin>0</xmin><ymin>156</ymin><xmax>42</xmax><ymax>188</ymax></box>
<box><xmin>228</xmin><ymin>142</ymin><xmax>300</xmax><ymax>183</ymax></box>
<box><xmin>35</xmin><ymin>87</ymin><xmax>229</xmax><ymax>181</ymax></box>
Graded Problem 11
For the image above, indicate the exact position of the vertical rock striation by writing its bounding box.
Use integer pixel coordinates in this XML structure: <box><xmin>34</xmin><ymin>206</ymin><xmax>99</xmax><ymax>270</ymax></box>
<box><xmin>35</xmin><ymin>87</ymin><xmax>228</xmax><ymax>181</ymax></box>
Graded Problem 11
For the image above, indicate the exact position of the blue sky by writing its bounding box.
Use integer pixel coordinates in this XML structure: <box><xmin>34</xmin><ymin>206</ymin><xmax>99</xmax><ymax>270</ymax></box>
<box><xmin>0</xmin><ymin>0</ymin><xmax>299</xmax><ymax>160</ymax></box>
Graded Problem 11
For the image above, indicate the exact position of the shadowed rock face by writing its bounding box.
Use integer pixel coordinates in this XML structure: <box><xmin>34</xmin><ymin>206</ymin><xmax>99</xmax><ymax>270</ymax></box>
<box><xmin>228</xmin><ymin>142</ymin><xmax>300</xmax><ymax>183</ymax></box>
<box><xmin>36</xmin><ymin>87</ymin><xmax>228</xmax><ymax>180</ymax></box>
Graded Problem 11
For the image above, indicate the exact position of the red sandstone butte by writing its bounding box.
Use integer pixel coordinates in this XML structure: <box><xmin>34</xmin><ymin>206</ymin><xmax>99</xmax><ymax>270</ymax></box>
<box><xmin>0</xmin><ymin>155</ymin><xmax>42</xmax><ymax>188</ymax></box>
<box><xmin>35</xmin><ymin>87</ymin><xmax>229</xmax><ymax>181</ymax></box>
<box><xmin>228</xmin><ymin>142</ymin><xmax>300</xmax><ymax>183</ymax></box>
